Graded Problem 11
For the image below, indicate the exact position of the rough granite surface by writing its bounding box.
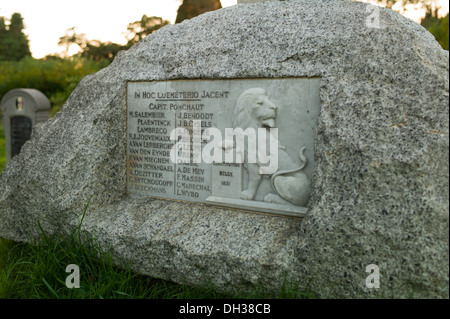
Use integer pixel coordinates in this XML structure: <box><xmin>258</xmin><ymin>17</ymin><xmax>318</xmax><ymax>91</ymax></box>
<box><xmin>0</xmin><ymin>0</ymin><xmax>448</xmax><ymax>298</ymax></box>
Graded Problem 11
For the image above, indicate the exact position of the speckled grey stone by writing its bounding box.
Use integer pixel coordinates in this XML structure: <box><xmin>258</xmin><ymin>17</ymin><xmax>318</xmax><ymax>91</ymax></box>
<box><xmin>238</xmin><ymin>0</ymin><xmax>276</xmax><ymax>3</ymax></box>
<box><xmin>0</xmin><ymin>0</ymin><xmax>448</xmax><ymax>298</ymax></box>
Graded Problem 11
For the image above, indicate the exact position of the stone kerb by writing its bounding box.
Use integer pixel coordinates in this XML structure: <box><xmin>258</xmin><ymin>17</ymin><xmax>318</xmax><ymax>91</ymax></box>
<box><xmin>0</xmin><ymin>0</ymin><xmax>448</xmax><ymax>298</ymax></box>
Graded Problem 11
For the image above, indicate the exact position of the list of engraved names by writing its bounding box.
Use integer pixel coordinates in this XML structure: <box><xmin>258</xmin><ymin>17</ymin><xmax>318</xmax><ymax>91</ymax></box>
<box><xmin>127</xmin><ymin>81</ymin><xmax>231</xmax><ymax>202</ymax></box>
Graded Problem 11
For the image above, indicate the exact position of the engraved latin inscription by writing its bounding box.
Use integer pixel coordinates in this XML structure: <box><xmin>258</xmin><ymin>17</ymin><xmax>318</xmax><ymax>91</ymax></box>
<box><xmin>127</xmin><ymin>79</ymin><xmax>321</xmax><ymax>217</ymax></box>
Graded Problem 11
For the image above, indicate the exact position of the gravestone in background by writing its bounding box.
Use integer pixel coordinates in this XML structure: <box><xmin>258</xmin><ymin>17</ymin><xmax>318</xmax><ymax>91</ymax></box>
<box><xmin>0</xmin><ymin>0</ymin><xmax>448</xmax><ymax>298</ymax></box>
<box><xmin>0</xmin><ymin>88</ymin><xmax>50</xmax><ymax>163</ymax></box>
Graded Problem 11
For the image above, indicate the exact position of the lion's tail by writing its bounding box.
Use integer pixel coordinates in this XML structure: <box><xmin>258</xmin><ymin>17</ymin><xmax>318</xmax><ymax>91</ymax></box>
<box><xmin>270</xmin><ymin>147</ymin><xmax>308</xmax><ymax>191</ymax></box>
<box><xmin>297</xmin><ymin>146</ymin><xmax>308</xmax><ymax>171</ymax></box>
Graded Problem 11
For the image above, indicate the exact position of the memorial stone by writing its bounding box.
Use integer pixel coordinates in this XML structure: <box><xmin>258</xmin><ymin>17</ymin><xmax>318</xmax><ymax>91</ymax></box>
<box><xmin>0</xmin><ymin>0</ymin><xmax>448</xmax><ymax>298</ymax></box>
<box><xmin>1</xmin><ymin>89</ymin><xmax>50</xmax><ymax>163</ymax></box>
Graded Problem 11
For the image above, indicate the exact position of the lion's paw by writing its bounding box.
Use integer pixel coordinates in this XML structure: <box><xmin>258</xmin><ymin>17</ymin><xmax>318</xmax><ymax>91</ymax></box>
<box><xmin>264</xmin><ymin>193</ymin><xmax>290</xmax><ymax>205</ymax></box>
<box><xmin>264</xmin><ymin>193</ymin><xmax>279</xmax><ymax>203</ymax></box>
<box><xmin>241</xmin><ymin>189</ymin><xmax>255</xmax><ymax>201</ymax></box>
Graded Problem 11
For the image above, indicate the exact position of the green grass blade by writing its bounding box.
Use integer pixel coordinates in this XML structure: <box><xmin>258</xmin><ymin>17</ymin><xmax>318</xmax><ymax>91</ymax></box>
<box><xmin>41</xmin><ymin>277</ymin><xmax>60</xmax><ymax>299</ymax></box>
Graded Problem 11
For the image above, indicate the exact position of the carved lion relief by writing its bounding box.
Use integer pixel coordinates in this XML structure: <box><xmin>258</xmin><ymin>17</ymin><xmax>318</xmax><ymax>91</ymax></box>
<box><xmin>232</xmin><ymin>88</ymin><xmax>312</xmax><ymax>207</ymax></box>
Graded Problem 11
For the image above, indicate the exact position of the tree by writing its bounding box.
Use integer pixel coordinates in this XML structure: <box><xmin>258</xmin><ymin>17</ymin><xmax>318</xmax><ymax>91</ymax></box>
<box><xmin>58</xmin><ymin>15</ymin><xmax>170</xmax><ymax>62</ymax></box>
<box><xmin>0</xmin><ymin>13</ymin><xmax>31</xmax><ymax>61</ymax></box>
<box><xmin>0</xmin><ymin>18</ymin><xmax>7</xmax><ymax>56</ymax></box>
<box><xmin>82</xmin><ymin>41</ymin><xmax>124</xmax><ymax>62</ymax></box>
<box><xmin>175</xmin><ymin>0</ymin><xmax>222</xmax><ymax>24</ymax></box>
<box><xmin>0</xmin><ymin>17</ymin><xmax>7</xmax><ymax>33</ymax></box>
<box><xmin>125</xmin><ymin>15</ymin><xmax>170</xmax><ymax>46</ymax></box>
<box><xmin>373</xmin><ymin>0</ymin><xmax>432</xmax><ymax>10</ymax></box>
<box><xmin>58</xmin><ymin>27</ymin><xmax>124</xmax><ymax>62</ymax></box>
<box><xmin>57</xmin><ymin>27</ymin><xmax>88</xmax><ymax>57</ymax></box>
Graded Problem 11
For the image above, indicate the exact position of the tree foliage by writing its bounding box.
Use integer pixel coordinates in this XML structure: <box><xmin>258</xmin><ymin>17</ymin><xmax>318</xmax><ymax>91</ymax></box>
<box><xmin>175</xmin><ymin>0</ymin><xmax>222</xmax><ymax>24</ymax></box>
<box><xmin>0</xmin><ymin>13</ymin><xmax>31</xmax><ymax>61</ymax></box>
<box><xmin>374</xmin><ymin>0</ymin><xmax>423</xmax><ymax>9</ymax></box>
<box><xmin>125</xmin><ymin>15</ymin><xmax>170</xmax><ymax>46</ymax></box>
<box><xmin>58</xmin><ymin>15</ymin><xmax>169</xmax><ymax>62</ymax></box>
<box><xmin>58</xmin><ymin>27</ymin><xmax>124</xmax><ymax>62</ymax></box>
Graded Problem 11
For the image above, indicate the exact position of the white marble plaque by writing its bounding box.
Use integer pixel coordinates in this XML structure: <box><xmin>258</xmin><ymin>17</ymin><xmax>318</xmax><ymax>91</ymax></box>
<box><xmin>127</xmin><ymin>78</ymin><xmax>321</xmax><ymax>217</ymax></box>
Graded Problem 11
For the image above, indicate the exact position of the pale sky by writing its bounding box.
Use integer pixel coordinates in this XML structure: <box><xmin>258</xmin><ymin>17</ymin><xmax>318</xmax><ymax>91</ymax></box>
<box><xmin>0</xmin><ymin>0</ymin><xmax>448</xmax><ymax>59</ymax></box>
<box><xmin>0</xmin><ymin>0</ymin><xmax>237</xmax><ymax>58</ymax></box>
